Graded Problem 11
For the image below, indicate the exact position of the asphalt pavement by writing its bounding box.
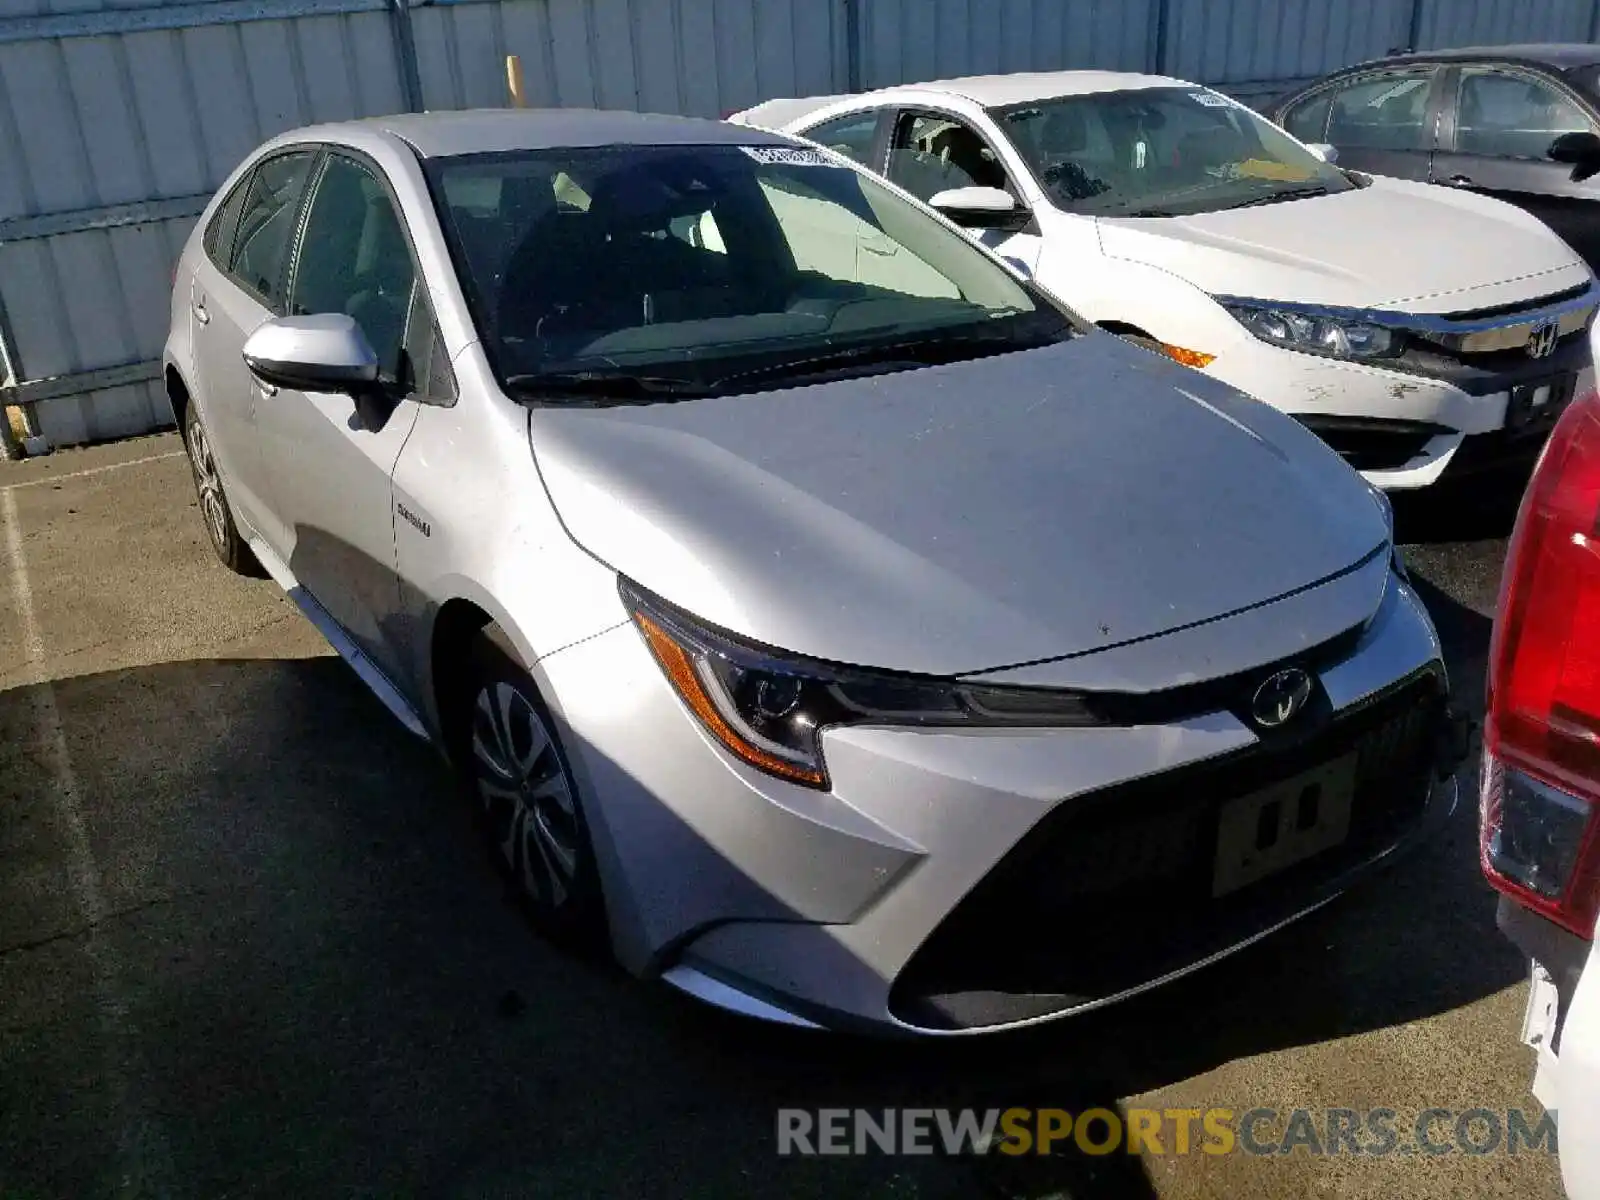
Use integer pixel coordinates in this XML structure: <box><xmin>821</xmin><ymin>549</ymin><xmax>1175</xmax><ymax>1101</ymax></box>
<box><xmin>0</xmin><ymin>436</ymin><xmax>1564</xmax><ymax>1199</ymax></box>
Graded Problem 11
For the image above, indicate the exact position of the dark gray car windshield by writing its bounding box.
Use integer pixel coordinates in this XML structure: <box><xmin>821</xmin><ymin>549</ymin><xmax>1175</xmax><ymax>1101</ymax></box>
<box><xmin>426</xmin><ymin>143</ymin><xmax>1074</xmax><ymax>396</ymax></box>
<box><xmin>996</xmin><ymin>86</ymin><xmax>1354</xmax><ymax>217</ymax></box>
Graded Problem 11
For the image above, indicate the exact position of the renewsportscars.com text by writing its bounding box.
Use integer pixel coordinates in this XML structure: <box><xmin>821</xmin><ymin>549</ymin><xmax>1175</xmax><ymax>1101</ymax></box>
<box><xmin>776</xmin><ymin>1106</ymin><xmax>1557</xmax><ymax>1158</ymax></box>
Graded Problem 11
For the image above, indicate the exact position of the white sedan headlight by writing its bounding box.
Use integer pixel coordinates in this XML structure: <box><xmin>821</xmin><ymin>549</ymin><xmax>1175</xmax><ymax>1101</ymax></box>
<box><xmin>1220</xmin><ymin>299</ymin><xmax>1397</xmax><ymax>362</ymax></box>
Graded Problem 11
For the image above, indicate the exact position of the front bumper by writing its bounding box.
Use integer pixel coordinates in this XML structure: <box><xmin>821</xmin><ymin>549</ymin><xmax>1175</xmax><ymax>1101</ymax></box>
<box><xmin>1205</xmin><ymin>335</ymin><xmax>1592</xmax><ymax>491</ymax></box>
<box><xmin>536</xmin><ymin>571</ymin><xmax>1455</xmax><ymax>1035</ymax></box>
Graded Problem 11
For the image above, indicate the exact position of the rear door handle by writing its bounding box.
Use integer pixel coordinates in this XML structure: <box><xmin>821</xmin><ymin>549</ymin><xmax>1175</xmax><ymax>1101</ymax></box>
<box><xmin>192</xmin><ymin>299</ymin><xmax>210</xmax><ymax>325</ymax></box>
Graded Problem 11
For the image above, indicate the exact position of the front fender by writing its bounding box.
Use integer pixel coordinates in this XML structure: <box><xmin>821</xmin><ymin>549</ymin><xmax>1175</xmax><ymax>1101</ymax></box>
<box><xmin>1038</xmin><ymin>236</ymin><xmax>1255</xmax><ymax>358</ymax></box>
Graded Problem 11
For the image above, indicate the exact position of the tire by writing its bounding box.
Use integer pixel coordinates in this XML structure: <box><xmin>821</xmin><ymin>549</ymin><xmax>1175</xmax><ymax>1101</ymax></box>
<box><xmin>453</xmin><ymin>625</ymin><xmax>606</xmax><ymax>951</ymax></box>
<box><xmin>182</xmin><ymin>406</ymin><xmax>260</xmax><ymax>576</ymax></box>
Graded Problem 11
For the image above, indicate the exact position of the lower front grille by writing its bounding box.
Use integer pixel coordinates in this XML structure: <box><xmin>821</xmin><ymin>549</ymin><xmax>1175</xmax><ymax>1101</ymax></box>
<box><xmin>890</xmin><ymin>669</ymin><xmax>1447</xmax><ymax>1031</ymax></box>
<box><xmin>1294</xmin><ymin>416</ymin><xmax>1449</xmax><ymax>471</ymax></box>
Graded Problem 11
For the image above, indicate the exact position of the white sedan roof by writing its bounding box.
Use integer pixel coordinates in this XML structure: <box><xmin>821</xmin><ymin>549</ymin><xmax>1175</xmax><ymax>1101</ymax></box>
<box><xmin>731</xmin><ymin>71</ymin><xmax>1195</xmax><ymax>131</ymax></box>
<box><xmin>875</xmin><ymin>71</ymin><xmax>1189</xmax><ymax>108</ymax></box>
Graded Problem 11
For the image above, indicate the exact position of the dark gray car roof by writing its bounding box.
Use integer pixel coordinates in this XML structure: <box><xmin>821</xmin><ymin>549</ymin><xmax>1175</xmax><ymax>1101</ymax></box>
<box><xmin>364</xmin><ymin>108</ymin><xmax>788</xmax><ymax>159</ymax></box>
<box><xmin>1270</xmin><ymin>43</ymin><xmax>1600</xmax><ymax>111</ymax></box>
<box><xmin>1340</xmin><ymin>42</ymin><xmax>1600</xmax><ymax>76</ymax></box>
<box><xmin>1400</xmin><ymin>43</ymin><xmax>1600</xmax><ymax>68</ymax></box>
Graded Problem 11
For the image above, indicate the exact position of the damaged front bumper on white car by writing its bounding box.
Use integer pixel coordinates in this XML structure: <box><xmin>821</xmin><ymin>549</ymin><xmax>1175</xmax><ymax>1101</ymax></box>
<box><xmin>1209</xmin><ymin>278</ymin><xmax>1598</xmax><ymax>490</ymax></box>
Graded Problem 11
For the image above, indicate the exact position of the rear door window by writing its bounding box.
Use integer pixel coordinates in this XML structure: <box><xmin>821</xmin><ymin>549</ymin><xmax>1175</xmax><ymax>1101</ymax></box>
<box><xmin>228</xmin><ymin>151</ymin><xmax>316</xmax><ymax>309</ymax></box>
<box><xmin>798</xmin><ymin>111</ymin><xmax>882</xmax><ymax>167</ymax></box>
<box><xmin>1453</xmin><ymin>68</ymin><xmax>1596</xmax><ymax>159</ymax></box>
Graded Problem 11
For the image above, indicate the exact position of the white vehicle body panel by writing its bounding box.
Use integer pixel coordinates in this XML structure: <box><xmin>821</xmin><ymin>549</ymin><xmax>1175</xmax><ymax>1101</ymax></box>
<box><xmin>734</xmin><ymin>71</ymin><xmax>1599</xmax><ymax>490</ymax></box>
<box><xmin>1527</xmin><ymin>941</ymin><xmax>1600</xmax><ymax>1199</ymax></box>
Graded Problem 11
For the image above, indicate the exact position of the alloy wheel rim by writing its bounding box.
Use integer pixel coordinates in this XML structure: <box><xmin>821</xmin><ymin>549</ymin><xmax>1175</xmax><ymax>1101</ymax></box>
<box><xmin>470</xmin><ymin>681</ymin><xmax>580</xmax><ymax>907</ymax></box>
<box><xmin>187</xmin><ymin>419</ymin><xmax>229</xmax><ymax>551</ymax></box>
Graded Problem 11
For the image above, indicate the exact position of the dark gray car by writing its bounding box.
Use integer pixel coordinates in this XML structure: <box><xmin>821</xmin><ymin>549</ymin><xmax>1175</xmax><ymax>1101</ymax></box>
<box><xmin>1270</xmin><ymin>44</ymin><xmax>1600</xmax><ymax>271</ymax></box>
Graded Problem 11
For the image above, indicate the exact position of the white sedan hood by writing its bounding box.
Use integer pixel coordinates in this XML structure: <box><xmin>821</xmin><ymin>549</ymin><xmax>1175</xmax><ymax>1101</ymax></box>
<box><xmin>1096</xmin><ymin>175</ymin><xmax>1590</xmax><ymax>312</ymax></box>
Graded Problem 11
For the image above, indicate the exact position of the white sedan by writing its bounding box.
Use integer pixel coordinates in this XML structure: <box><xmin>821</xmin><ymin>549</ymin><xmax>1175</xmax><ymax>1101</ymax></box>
<box><xmin>732</xmin><ymin>71</ymin><xmax>1598</xmax><ymax>490</ymax></box>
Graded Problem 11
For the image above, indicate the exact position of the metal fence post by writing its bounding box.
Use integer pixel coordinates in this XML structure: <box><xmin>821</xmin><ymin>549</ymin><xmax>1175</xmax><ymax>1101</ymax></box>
<box><xmin>843</xmin><ymin>0</ymin><xmax>862</xmax><ymax>93</ymax></box>
<box><xmin>389</xmin><ymin>0</ymin><xmax>424</xmax><ymax>112</ymax></box>
<box><xmin>1406</xmin><ymin>0</ymin><xmax>1426</xmax><ymax>52</ymax></box>
<box><xmin>0</xmin><ymin>292</ymin><xmax>25</xmax><ymax>460</ymax></box>
<box><xmin>1149</xmin><ymin>0</ymin><xmax>1171</xmax><ymax>75</ymax></box>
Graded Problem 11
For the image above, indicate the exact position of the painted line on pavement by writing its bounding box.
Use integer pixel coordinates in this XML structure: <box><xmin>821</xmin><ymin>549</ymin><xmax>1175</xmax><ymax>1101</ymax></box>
<box><xmin>1</xmin><ymin>450</ymin><xmax>184</xmax><ymax>491</ymax></box>
<box><xmin>1</xmin><ymin>486</ymin><xmax>173</xmax><ymax>1194</ymax></box>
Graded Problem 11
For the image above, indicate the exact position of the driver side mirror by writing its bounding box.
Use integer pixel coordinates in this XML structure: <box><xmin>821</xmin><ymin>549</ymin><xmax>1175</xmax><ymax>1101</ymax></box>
<box><xmin>243</xmin><ymin>314</ymin><xmax>380</xmax><ymax>395</ymax></box>
<box><xmin>1548</xmin><ymin>130</ymin><xmax>1600</xmax><ymax>182</ymax></box>
<box><xmin>1306</xmin><ymin>143</ymin><xmax>1339</xmax><ymax>164</ymax></box>
<box><xmin>928</xmin><ymin>186</ymin><xmax>1031</xmax><ymax>231</ymax></box>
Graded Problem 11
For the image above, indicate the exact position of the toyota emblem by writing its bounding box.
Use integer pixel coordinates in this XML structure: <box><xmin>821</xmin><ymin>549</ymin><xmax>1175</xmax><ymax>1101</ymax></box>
<box><xmin>1527</xmin><ymin>320</ymin><xmax>1559</xmax><ymax>360</ymax></box>
<box><xmin>1251</xmin><ymin>668</ymin><xmax>1314</xmax><ymax>729</ymax></box>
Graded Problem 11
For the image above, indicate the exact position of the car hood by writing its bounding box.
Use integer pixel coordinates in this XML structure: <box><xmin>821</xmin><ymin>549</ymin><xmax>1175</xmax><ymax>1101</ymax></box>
<box><xmin>1096</xmin><ymin>176</ymin><xmax>1589</xmax><ymax>311</ymax></box>
<box><xmin>529</xmin><ymin>334</ymin><xmax>1388</xmax><ymax>678</ymax></box>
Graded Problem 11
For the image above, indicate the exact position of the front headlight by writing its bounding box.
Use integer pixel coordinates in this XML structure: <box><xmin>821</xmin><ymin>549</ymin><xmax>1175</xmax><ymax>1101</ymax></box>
<box><xmin>621</xmin><ymin>581</ymin><xmax>1101</xmax><ymax>788</ymax></box>
<box><xmin>1221</xmin><ymin>299</ymin><xmax>1397</xmax><ymax>361</ymax></box>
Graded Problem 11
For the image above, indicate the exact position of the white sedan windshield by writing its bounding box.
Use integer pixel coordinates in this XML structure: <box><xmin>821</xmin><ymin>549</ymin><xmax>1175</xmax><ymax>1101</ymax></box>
<box><xmin>997</xmin><ymin>86</ymin><xmax>1354</xmax><ymax>217</ymax></box>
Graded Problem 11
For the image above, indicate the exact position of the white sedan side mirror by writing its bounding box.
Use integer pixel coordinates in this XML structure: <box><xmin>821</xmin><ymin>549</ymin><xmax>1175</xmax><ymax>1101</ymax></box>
<box><xmin>928</xmin><ymin>186</ymin><xmax>1027</xmax><ymax>230</ymax></box>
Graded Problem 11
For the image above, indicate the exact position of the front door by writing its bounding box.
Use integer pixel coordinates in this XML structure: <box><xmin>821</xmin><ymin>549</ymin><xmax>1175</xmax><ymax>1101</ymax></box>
<box><xmin>252</xmin><ymin>152</ymin><xmax>430</xmax><ymax>682</ymax></box>
<box><xmin>884</xmin><ymin>110</ymin><xmax>1045</xmax><ymax>278</ymax></box>
<box><xmin>1432</xmin><ymin>65</ymin><xmax>1600</xmax><ymax>272</ymax></box>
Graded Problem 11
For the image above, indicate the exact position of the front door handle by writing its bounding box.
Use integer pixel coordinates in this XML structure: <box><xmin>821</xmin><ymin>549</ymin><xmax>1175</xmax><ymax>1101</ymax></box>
<box><xmin>1444</xmin><ymin>174</ymin><xmax>1475</xmax><ymax>187</ymax></box>
<box><xmin>192</xmin><ymin>299</ymin><xmax>210</xmax><ymax>325</ymax></box>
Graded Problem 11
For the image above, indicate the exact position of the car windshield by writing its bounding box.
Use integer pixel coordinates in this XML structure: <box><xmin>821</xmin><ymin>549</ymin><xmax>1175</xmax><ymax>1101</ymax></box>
<box><xmin>425</xmin><ymin>143</ymin><xmax>1075</xmax><ymax>398</ymax></box>
<box><xmin>995</xmin><ymin>86</ymin><xmax>1354</xmax><ymax>218</ymax></box>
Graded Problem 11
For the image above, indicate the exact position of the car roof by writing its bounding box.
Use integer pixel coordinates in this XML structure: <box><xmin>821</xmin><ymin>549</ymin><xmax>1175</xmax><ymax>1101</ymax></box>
<box><xmin>293</xmin><ymin>108</ymin><xmax>788</xmax><ymax>159</ymax></box>
<box><xmin>1352</xmin><ymin>42</ymin><xmax>1600</xmax><ymax>73</ymax></box>
<box><xmin>870</xmin><ymin>70</ymin><xmax>1191</xmax><ymax>108</ymax></box>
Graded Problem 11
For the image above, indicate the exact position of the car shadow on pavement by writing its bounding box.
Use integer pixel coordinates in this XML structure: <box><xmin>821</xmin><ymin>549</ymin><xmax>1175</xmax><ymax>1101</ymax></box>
<box><xmin>1391</xmin><ymin>466</ymin><xmax>1528</xmax><ymax>546</ymax></box>
<box><xmin>0</xmin><ymin>643</ymin><xmax>1520</xmax><ymax>1200</ymax></box>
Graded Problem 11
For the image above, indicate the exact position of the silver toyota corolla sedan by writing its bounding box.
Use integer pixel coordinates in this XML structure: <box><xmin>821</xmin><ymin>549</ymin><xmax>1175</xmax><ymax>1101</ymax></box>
<box><xmin>165</xmin><ymin>108</ymin><xmax>1464</xmax><ymax>1035</ymax></box>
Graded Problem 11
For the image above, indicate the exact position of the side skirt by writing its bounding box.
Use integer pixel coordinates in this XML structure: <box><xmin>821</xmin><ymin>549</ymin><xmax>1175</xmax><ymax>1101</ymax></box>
<box><xmin>245</xmin><ymin>533</ymin><xmax>432</xmax><ymax>744</ymax></box>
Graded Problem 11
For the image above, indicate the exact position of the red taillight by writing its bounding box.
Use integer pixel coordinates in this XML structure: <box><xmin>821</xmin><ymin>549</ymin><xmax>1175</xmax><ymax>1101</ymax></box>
<box><xmin>1481</xmin><ymin>387</ymin><xmax>1600</xmax><ymax>939</ymax></box>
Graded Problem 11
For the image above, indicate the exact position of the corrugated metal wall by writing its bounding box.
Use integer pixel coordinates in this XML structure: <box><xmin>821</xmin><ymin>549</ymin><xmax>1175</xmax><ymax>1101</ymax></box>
<box><xmin>0</xmin><ymin>4</ymin><xmax>409</xmax><ymax>445</ymax></box>
<box><xmin>410</xmin><ymin>0</ymin><xmax>844</xmax><ymax>115</ymax></box>
<box><xmin>2</xmin><ymin>0</ymin><xmax>1598</xmax><ymax>448</ymax></box>
<box><xmin>857</xmin><ymin>0</ymin><xmax>1155</xmax><ymax>88</ymax></box>
<box><xmin>1416</xmin><ymin>0</ymin><xmax>1594</xmax><ymax>49</ymax></box>
<box><xmin>1164</xmin><ymin>0</ymin><xmax>1413</xmax><ymax>103</ymax></box>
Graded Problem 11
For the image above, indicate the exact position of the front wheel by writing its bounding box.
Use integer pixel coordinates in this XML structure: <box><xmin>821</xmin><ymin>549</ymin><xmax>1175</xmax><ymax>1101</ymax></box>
<box><xmin>454</xmin><ymin>626</ymin><xmax>606</xmax><ymax>951</ymax></box>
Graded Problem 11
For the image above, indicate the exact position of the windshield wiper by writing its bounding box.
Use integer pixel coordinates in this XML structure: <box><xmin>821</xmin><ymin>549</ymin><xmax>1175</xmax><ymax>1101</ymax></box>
<box><xmin>1219</xmin><ymin>185</ymin><xmax>1329</xmax><ymax>211</ymax></box>
<box><xmin>503</xmin><ymin>371</ymin><xmax>712</xmax><ymax>401</ymax></box>
<box><xmin>708</xmin><ymin>325</ymin><xmax>1052</xmax><ymax>392</ymax></box>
